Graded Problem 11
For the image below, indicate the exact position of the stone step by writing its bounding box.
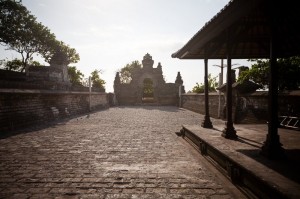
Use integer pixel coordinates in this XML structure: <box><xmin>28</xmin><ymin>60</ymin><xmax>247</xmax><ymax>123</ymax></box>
<box><xmin>178</xmin><ymin>125</ymin><xmax>300</xmax><ymax>199</ymax></box>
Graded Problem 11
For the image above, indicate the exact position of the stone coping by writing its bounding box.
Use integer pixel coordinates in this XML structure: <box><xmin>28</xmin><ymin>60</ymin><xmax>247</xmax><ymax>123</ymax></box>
<box><xmin>0</xmin><ymin>88</ymin><xmax>106</xmax><ymax>95</ymax></box>
<box><xmin>182</xmin><ymin>92</ymin><xmax>220</xmax><ymax>96</ymax></box>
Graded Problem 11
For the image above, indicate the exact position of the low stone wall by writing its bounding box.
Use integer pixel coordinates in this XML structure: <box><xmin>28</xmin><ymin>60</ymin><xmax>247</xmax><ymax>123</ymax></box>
<box><xmin>0</xmin><ymin>89</ymin><xmax>109</xmax><ymax>133</ymax></box>
<box><xmin>181</xmin><ymin>93</ymin><xmax>224</xmax><ymax>119</ymax></box>
<box><xmin>0</xmin><ymin>69</ymin><xmax>105</xmax><ymax>92</ymax></box>
<box><xmin>181</xmin><ymin>91</ymin><xmax>300</xmax><ymax>124</ymax></box>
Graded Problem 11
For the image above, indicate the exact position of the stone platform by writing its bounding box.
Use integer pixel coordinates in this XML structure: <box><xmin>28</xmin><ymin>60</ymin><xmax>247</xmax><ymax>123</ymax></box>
<box><xmin>180</xmin><ymin>123</ymin><xmax>300</xmax><ymax>199</ymax></box>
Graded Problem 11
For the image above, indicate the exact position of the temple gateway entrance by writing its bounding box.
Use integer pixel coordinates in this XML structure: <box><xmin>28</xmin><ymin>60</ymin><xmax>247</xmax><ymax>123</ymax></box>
<box><xmin>114</xmin><ymin>53</ymin><xmax>185</xmax><ymax>105</ymax></box>
<box><xmin>142</xmin><ymin>78</ymin><xmax>155</xmax><ymax>103</ymax></box>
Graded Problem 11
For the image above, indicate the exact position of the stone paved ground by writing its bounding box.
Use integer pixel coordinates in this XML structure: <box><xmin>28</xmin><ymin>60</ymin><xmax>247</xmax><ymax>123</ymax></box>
<box><xmin>0</xmin><ymin>106</ymin><xmax>244</xmax><ymax>199</ymax></box>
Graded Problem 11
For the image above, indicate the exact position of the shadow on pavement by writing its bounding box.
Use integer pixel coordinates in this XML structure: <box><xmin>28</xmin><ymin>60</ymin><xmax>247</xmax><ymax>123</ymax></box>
<box><xmin>237</xmin><ymin>136</ymin><xmax>262</xmax><ymax>148</ymax></box>
<box><xmin>0</xmin><ymin>112</ymin><xmax>93</xmax><ymax>140</ymax></box>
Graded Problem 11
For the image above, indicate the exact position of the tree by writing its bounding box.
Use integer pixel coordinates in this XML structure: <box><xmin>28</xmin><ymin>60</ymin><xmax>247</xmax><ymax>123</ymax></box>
<box><xmin>1</xmin><ymin>58</ymin><xmax>23</xmax><ymax>71</ymax></box>
<box><xmin>0</xmin><ymin>0</ymin><xmax>29</xmax><ymax>44</ymax></box>
<box><xmin>68</xmin><ymin>66</ymin><xmax>84</xmax><ymax>86</ymax></box>
<box><xmin>91</xmin><ymin>69</ymin><xmax>105</xmax><ymax>89</ymax></box>
<box><xmin>192</xmin><ymin>74</ymin><xmax>218</xmax><ymax>93</ymax></box>
<box><xmin>0</xmin><ymin>0</ymin><xmax>79</xmax><ymax>71</ymax></box>
<box><xmin>44</xmin><ymin>41</ymin><xmax>80</xmax><ymax>66</ymax></box>
<box><xmin>0</xmin><ymin>58</ymin><xmax>42</xmax><ymax>71</ymax></box>
<box><xmin>119</xmin><ymin>60</ymin><xmax>141</xmax><ymax>83</ymax></box>
<box><xmin>0</xmin><ymin>0</ymin><xmax>57</xmax><ymax>72</ymax></box>
<box><xmin>30</xmin><ymin>60</ymin><xmax>42</xmax><ymax>67</ymax></box>
<box><xmin>59</xmin><ymin>42</ymin><xmax>80</xmax><ymax>65</ymax></box>
<box><xmin>238</xmin><ymin>57</ymin><xmax>300</xmax><ymax>90</ymax></box>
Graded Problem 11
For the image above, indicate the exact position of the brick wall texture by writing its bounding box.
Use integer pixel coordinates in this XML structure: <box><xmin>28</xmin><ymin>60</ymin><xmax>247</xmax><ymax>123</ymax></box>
<box><xmin>0</xmin><ymin>89</ymin><xmax>108</xmax><ymax>133</ymax></box>
<box><xmin>181</xmin><ymin>93</ymin><xmax>223</xmax><ymax>119</ymax></box>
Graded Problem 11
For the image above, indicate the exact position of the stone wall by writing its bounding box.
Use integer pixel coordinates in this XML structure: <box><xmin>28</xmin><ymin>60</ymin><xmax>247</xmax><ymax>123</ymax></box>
<box><xmin>181</xmin><ymin>93</ymin><xmax>223</xmax><ymax>119</ymax></box>
<box><xmin>0</xmin><ymin>69</ymin><xmax>105</xmax><ymax>92</ymax></box>
<box><xmin>181</xmin><ymin>91</ymin><xmax>300</xmax><ymax>124</ymax></box>
<box><xmin>0</xmin><ymin>89</ymin><xmax>109</xmax><ymax>133</ymax></box>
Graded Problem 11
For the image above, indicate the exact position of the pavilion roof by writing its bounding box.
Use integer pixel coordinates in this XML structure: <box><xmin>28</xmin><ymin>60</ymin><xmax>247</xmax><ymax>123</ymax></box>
<box><xmin>172</xmin><ymin>0</ymin><xmax>300</xmax><ymax>59</ymax></box>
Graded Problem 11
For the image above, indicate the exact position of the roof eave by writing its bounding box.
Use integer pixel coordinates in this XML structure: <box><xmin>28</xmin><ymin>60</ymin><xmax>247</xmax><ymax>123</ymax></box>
<box><xmin>172</xmin><ymin>0</ymin><xmax>260</xmax><ymax>59</ymax></box>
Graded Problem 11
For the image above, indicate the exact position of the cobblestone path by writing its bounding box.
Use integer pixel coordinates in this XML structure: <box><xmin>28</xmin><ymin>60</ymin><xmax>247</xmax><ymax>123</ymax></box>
<box><xmin>0</xmin><ymin>106</ymin><xmax>242</xmax><ymax>199</ymax></box>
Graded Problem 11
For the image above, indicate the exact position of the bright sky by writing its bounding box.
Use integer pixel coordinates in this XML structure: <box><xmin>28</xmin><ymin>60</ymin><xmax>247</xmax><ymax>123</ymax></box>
<box><xmin>0</xmin><ymin>0</ymin><xmax>252</xmax><ymax>92</ymax></box>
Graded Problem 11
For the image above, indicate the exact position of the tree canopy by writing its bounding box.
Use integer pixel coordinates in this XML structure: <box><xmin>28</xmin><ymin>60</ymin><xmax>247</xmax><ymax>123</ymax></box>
<box><xmin>68</xmin><ymin>66</ymin><xmax>84</xmax><ymax>86</ymax></box>
<box><xmin>119</xmin><ymin>60</ymin><xmax>141</xmax><ymax>83</ymax></box>
<box><xmin>192</xmin><ymin>74</ymin><xmax>218</xmax><ymax>93</ymax></box>
<box><xmin>238</xmin><ymin>57</ymin><xmax>300</xmax><ymax>90</ymax></box>
<box><xmin>45</xmin><ymin>41</ymin><xmax>80</xmax><ymax>66</ymax></box>
<box><xmin>91</xmin><ymin>69</ymin><xmax>105</xmax><ymax>89</ymax></box>
<box><xmin>0</xmin><ymin>58</ymin><xmax>43</xmax><ymax>71</ymax></box>
<box><xmin>0</xmin><ymin>0</ymin><xmax>79</xmax><ymax>71</ymax></box>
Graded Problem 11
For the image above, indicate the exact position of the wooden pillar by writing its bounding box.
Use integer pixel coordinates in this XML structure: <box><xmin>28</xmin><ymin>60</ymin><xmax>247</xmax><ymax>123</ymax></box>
<box><xmin>222</xmin><ymin>58</ymin><xmax>237</xmax><ymax>139</ymax></box>
<box><xmin>261</xmin><ymin>19</ymin><xmax>285</xmax><ymax>158</ymax></box>
<box><xmin>201</xmin><ymin>58</ymin><xmax>213</xmax><ymax>128</ymax></box>
<box><xmin>222</xmin><ymin>30</ymin><xmax>237</xmax><ymax>139</ymax></box>
<box><xmin>88</xmin><ymin>76</ymin><xmax>91</xmax><ymax>112</ymax></box>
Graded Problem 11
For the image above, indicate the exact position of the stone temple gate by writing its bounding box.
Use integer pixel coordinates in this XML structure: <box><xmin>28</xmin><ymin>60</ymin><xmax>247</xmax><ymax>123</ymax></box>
<box><xmin>114</xmin><ymin>53</ymin><xmax>185</xmax><ymax>105</ymax></box>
